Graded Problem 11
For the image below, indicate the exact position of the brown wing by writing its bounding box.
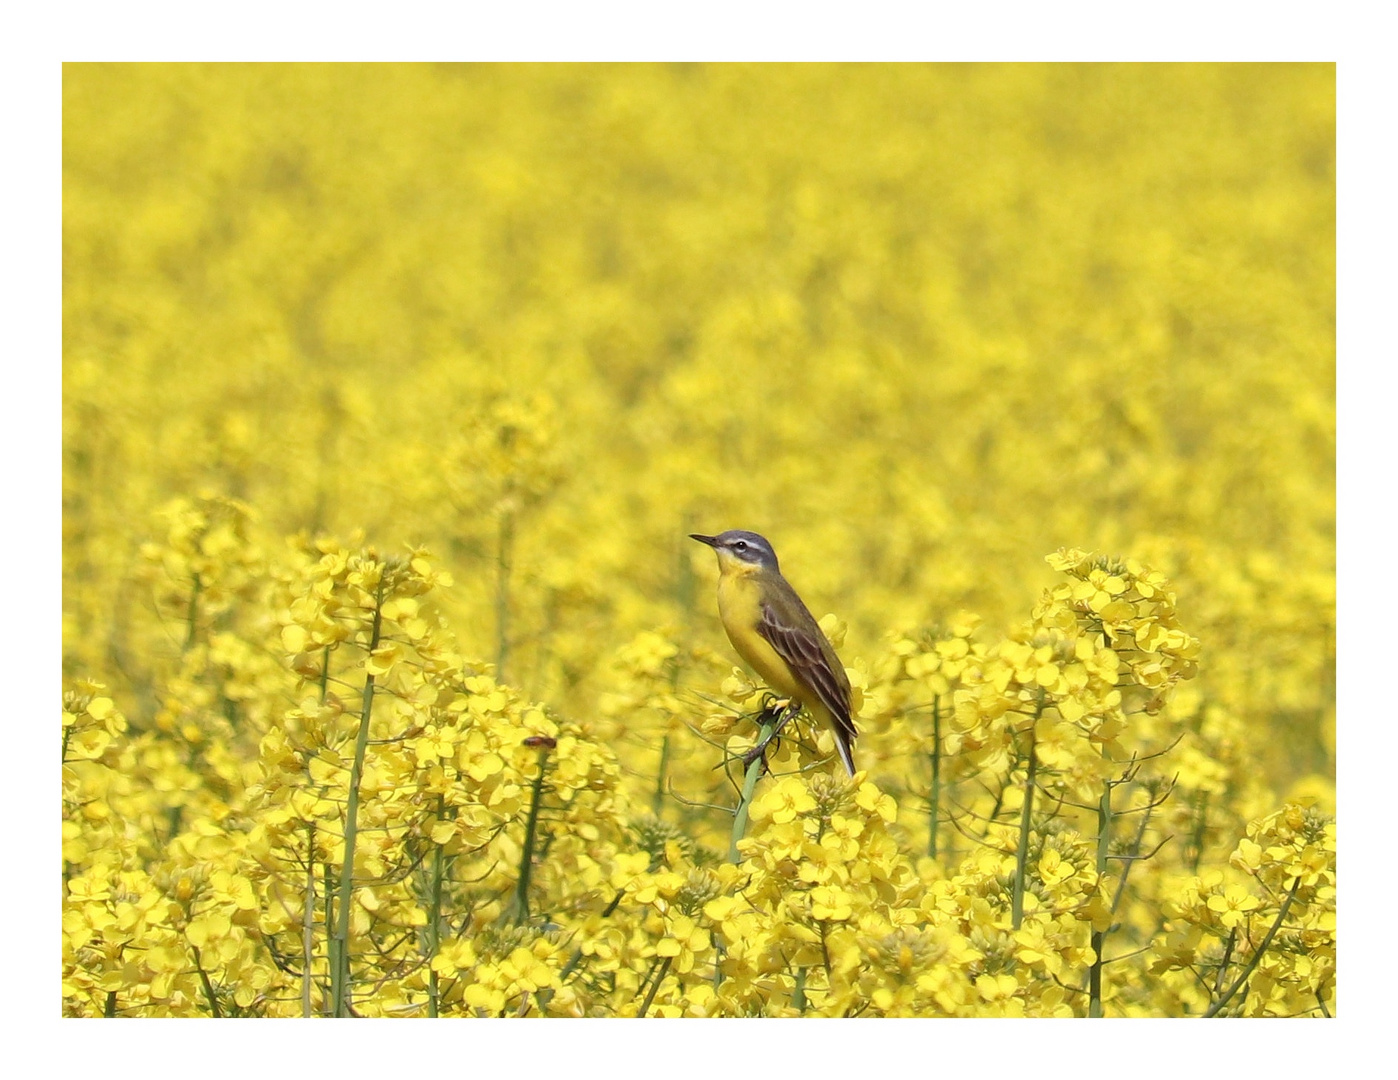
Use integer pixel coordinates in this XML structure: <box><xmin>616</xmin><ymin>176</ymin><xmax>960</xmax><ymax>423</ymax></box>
<box><xmin>756</xmin><ymin>582</ymin><xmax>858</xmax><ymax>765</ymax></box>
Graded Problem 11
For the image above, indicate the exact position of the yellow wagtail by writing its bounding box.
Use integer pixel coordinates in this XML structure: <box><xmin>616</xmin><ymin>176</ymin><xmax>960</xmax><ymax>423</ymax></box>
<box><xmin>690</xmin><ymin>530</ymin><xmax>857</xmax><ymax>775</ymax></box>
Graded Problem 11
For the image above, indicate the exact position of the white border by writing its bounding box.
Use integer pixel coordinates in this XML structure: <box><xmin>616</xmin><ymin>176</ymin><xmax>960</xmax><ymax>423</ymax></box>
<box><xmin>12</xmin><ymin>2</ymin><xmax>1385</xmax><ymax>1070</ymax></box>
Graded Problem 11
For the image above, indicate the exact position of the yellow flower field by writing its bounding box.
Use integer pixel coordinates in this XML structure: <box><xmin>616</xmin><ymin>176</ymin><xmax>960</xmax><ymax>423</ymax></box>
<box><xmin>62</xmin><ymin>63</ymin><xmax>1334</xmax><ymax>1017</ymax></box>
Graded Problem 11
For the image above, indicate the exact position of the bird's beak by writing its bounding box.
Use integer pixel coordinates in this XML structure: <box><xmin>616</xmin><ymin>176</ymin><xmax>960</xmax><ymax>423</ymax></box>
<box><xmin>689</xmin><ymin>533</ymin><xmax>719</xmax><ymax>547</ymax></box>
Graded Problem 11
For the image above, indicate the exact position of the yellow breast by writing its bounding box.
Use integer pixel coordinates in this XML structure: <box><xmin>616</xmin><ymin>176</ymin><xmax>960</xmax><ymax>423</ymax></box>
<box><xmin>716</xmin><ymin>568</ymin><xmax>803</xmax><ymax>700</ymax></box>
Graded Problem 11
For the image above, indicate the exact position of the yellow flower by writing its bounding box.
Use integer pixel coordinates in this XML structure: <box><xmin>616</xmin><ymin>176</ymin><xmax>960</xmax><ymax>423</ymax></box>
<box><xmin>809</xmin><ymin>886</ymin><xmax>855</xmax><ymax>922</ymax></box>
<box><xmin>750</xmin><ymin>776</ymin><xmax>817</xmax><ymax>825</ymax></box>
<box><xmin>1206</xmin><ymin>884</ymin><xmax>1262</xmax><ymax>928</ymax></box>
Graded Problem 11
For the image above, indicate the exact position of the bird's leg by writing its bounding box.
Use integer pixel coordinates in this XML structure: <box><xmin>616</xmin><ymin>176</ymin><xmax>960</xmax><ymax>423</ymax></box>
<box><xmin>742</xmin><ymin>700</ymin><xmax>802</xmax><ymax>768</ymax></box>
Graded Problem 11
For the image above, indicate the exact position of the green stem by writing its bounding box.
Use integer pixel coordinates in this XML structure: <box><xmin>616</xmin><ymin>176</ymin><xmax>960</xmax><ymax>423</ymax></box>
<box><xmin>1089</xmin><ymin>781</ymin><xmax>1113</xmax><ymax>1018</ymax></box>
<box><xmin>928</xmin><ymin>695</ymin><xmax>942</xmax><ymax>860</ymax></box>
<box><xmin>1205</xmin><ymin>877</ymin><xmax>1301</xmax><ymax>1017</ymax></box>
<box><xmin>495</xmin><ymin>509</ymin><xmax>514</xmax><ymax>683</ymax></box>
<box><xmin>509</xmin><ymin>747</ymin><xmax>551</xmax><ymax>924</ymax></box>
<box><xmin>1110</xmin><ymin>804</ymin><xmax>1154</xmax><ymax>916</ymax></box>
<box><xmin>1213</xmin><ymin>927</ymin><xmax>1236</xmax><ymax>996</ymax></box>
<box><xmin>1011</xmin><ymin>723</ymin><xmax>1038</xmax><ymax>930</ymax></box>
<box><xmin>330</xmin><ymin>576</ymin><xmax>385</xmax><ymax>1017</ymax></box>
<box><xmin>729</xmin><ymin>714</ymin><xmax>778</xmax><ymax>863</ymax></box>
<box><xmin>302</xmin><ymin>822</ymin><xmax>316</xmax><ymax>1018</ymax></box>
<box><xmin>429</xmin><ymin>796</ymin><xmax>445</xmax><ymax>1018</ymax></box>
<box><xmin>543</xmin><ymin>887</ymin><xmax>626</xmax><ymax>1012</ymax></box>
<box><xmin>322</xmin><ymin>861</ymin><xmax>334</xmax><ymax>1017</ymax></box>
<box><xmin>184</xmin><ymin>572</ymin><xmax>202</xmax><ymax>652</ymax></box>
<box><xmin>192</xmin><ymin>945</ymin><xmax>223</xmax><ymax>1017</ymax></box>
<box><xmin>639</xmin><ymin>956</ymin><xmax>673</xmax><ymax>1017</ymax></box>
<box><xmin>305</xmin><ymin>646</ymin><xmax>330</xmax><ymax>1017</ymax></box>
<box><xmin>652</xmin><ymin>733</ymin><xmax>670</xmax><ymax>816</ymax></box>
<box><xmin>1189</xmin><ymin>791</ymin><xmax>1210</xmax><ymax>873</ymax></box>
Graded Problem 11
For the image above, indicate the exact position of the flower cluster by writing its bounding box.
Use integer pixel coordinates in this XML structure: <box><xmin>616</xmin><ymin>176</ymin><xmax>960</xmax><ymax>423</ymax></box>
<box><xmin>63</xmin><ymin>64</ymin><xmax>1334</xmax><ymax>1017</ymax></box>
<box><xmin>1151</xmin><ymin>803</ymin><xmax>1335</xmax><ymax>1016</ymax></box>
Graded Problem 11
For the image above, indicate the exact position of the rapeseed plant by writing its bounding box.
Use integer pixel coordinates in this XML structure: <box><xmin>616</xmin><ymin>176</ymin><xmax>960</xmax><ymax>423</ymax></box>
<box><xmin>62</xmin><ymin>63</ymin><xmax>1334</xmax><ymax>1016</ymax></box>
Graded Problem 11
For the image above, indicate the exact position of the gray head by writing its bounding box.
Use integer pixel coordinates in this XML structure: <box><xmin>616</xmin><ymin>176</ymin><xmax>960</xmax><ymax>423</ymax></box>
<box><xmin>689</xmin><ymin>529</ymin><xmax>780</xmax><ymax>572</ymax></box>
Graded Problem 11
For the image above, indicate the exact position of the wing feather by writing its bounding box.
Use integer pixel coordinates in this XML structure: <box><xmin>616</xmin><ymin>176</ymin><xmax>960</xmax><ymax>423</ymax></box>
<box><xmin>756</xmin><ymin>584</ymin><xmax>857</xmax><ymax>770</ymax></box>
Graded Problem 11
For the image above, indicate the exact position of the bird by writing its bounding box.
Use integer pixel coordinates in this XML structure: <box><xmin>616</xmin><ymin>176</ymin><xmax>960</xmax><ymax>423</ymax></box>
<box><xmin>689</xmin><ymin>530</ymin><xmax>857</xmax><ymax>776</ymax></box>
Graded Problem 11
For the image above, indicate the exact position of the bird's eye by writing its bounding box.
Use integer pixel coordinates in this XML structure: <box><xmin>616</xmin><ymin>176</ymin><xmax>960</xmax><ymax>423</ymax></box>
<box><xmin>734</xmin><ymin>540</ymin><xmax>748</xmax><ymax>551</ymax></box>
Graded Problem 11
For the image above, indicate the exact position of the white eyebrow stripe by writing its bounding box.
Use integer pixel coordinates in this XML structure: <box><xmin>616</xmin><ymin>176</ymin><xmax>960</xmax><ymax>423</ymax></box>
<box><xmin>724</xmin><ymin>534</ymin><xmax>773</xmax><ymax>560</ymax></box>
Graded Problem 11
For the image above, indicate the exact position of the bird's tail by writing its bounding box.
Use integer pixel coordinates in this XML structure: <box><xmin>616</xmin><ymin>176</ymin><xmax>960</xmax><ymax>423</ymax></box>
<box><xmin>830</xmin><ymin>719</ymin><xmax>857</xmax><ymax>777</ymax></box>
<box><xmin>810</xmin><ymin>699</ymin><xmax>857</xmax><ymax>777</ymax></box>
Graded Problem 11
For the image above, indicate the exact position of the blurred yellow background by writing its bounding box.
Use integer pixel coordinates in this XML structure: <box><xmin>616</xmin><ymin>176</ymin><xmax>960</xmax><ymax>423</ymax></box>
<box><xmin>64</xmin><ymin>62</ymin><xmax>1333</xmax><ymax>784</ymax></box>
<box><xmin>61</xmin><ymin>62</ymin><xmax>1336</xmax><ymax>1020</ymax></box>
